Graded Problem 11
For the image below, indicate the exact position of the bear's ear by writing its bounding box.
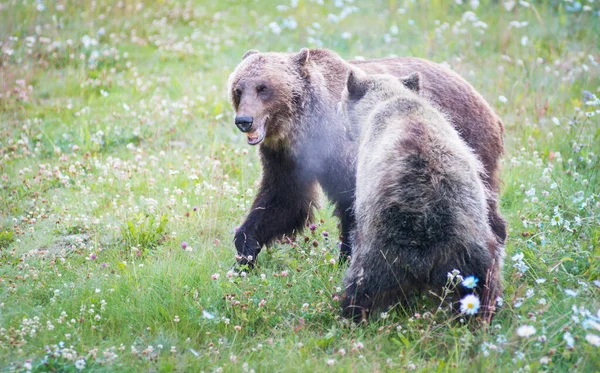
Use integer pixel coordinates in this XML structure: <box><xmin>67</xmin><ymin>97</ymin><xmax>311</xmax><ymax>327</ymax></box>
<box><xmin>401</xmin><ymin>72</ymin><xmax>421</xmax><ymax>93</ymax></box>
<box><xmin>292</xmin><ymin>48</ymin><xmax>310</xmax><ymax>66</ymax></box>
<box><xmin>346</xmin><ymin>69</ymin><xmax>368</xmax><ymax>100</ymax></box>
<box><xmin>242</xmin><ymin>49</ymin><xmax>259</xmax><ymax>60</ymax></box>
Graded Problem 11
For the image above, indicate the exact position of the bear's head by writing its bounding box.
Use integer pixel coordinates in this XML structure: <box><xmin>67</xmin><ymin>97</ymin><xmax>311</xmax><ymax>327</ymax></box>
<box><xmin>227</xmin><ymin>48</ymin><xmax>312</xmax><ymax>147</ymax></box>
<box><xmin>340</xmin><ymin>70</ymin><xmax>421</xmax><ymax>140</ymax></box>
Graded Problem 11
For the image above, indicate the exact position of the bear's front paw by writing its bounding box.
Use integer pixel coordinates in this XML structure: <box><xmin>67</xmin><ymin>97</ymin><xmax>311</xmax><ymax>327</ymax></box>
<box><xmin>341</xmin><ymin>294</ymin><xmax>370</xmax><ymax>324</ymax></box>
<box><xmin>234</xmin><ymin>252</ymin><xmax>257</xmax><ymax>268</ymax></box>
<box><xmin>234</xmin><ymin>229</ymin><xmax>260</xmax><ymax>268</ymax></box>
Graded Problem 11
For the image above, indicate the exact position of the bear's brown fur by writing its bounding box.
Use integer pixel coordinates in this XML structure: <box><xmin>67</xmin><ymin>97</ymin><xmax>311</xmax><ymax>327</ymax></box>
<box><xmin>227</xmin><ymin>48</ymin><xmax>505</xmax><ymax>266</ymax></box>
<box><xmin>340</xmin><ymin>70</ymin><xmax>503</xmax><ymax>321</ymax></box>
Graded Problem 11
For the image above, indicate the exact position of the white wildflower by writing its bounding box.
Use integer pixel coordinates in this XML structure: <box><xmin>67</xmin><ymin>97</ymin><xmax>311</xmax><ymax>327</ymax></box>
<box><xmin>516</xmin><ymin>325</ymin><xmax>536</xmax><ymax>338</ymax></box>
<box><xmin>585</xmin><ymin>334</ymin><xmax>600</xmax><ymax>347</ymax></box>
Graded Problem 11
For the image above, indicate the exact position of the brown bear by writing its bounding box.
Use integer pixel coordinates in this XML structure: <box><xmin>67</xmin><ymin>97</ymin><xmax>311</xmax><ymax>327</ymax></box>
<box><xmin>227</xmin><ymin>48</ymin><xmax>505</xmax><ymax>266</ymax></box>
<box><xmin>339</xmin><ymin>70</ymin><xmax>503</xmax><ymax>321</ymax></box>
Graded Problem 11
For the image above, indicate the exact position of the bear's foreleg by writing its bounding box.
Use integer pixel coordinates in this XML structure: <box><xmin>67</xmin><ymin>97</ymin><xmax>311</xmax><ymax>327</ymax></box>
<box><xmin>341</xmin><ymin>280</ymin><xmax>372</xmax><ymax>323</ymax></box>
<box><xmin>234</xmin><ymin>161</ymin><xmax>318</xmax><ymax>267</ymax></box>
<box><xmin>342</xmin><ymin>254</ymin><xmax>414</xmax><ymax>323</ymax></box>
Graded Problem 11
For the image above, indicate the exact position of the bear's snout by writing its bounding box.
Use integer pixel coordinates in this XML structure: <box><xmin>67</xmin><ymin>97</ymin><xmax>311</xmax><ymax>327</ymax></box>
<box><xmin>235</xmin><ymin>116</ymin><xmax>254</xmax><ymax>133</ymax></box>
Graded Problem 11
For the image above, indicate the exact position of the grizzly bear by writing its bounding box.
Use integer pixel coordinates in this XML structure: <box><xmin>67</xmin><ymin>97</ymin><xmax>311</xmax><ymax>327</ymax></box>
<box><xmin>227</xmin><ymin>48</ymin><xmax>505</xmax><ymax>266</ymax></box>
<box><xmin>339</xmin><ymin>70</ymin><xmax>503</xmax><ymax>321</ymax></box>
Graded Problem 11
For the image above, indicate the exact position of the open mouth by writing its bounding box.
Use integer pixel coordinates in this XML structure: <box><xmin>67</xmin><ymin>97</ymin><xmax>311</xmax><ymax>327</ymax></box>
<box><xmin>245</xmin><ymin>127</ymin><xmax>265</xmax><ymax>145</ymax></box>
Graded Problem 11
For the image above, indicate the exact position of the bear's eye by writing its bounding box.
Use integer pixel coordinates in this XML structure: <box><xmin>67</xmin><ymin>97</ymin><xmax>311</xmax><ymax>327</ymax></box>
<box><xmin>234</xmin><ymin>88</ymin><xmax>242</xmax><ymax>98</ymax></box>
<box><xmin>256</xmin><ymin>85</ymin><xmax>268</xmax><ymax>94</ymax></box>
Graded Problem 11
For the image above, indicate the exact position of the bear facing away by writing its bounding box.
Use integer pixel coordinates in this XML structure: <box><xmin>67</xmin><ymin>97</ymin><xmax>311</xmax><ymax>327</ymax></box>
<box><xmin>340</xmin><ymin>70</ymin><xmax>503</xmax><ymax>321</ymax></box>
<box><xmin>227</xmin><ymin>48</ymin><xmax>506</xmax><ymax>267</ymax></box>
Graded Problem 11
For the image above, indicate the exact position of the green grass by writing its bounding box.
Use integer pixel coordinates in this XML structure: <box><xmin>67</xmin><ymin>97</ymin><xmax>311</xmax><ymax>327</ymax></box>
<box><xmin>1</xmin><ymin>0</ymin><xmax>600</xmax><ymax>371</ymax></box>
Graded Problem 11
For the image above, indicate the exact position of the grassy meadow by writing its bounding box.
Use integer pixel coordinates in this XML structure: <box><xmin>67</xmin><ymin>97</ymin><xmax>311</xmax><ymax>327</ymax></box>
<box><xmin>1</xmin><ymin>0</ymin><xmax>600</xmax><ymax>371</ymax></box>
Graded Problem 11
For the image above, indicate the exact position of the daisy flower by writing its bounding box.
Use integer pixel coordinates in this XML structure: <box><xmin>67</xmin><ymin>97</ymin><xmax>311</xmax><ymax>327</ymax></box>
<box><xmin>459</xmin><ymin>294</ymin><xmax>480</xmax><ymax>315</ymax></box>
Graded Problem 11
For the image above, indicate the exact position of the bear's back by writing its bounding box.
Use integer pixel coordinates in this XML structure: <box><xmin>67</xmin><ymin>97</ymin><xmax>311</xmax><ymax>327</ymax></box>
<box><xmin>355</xmin><ymin>99</ymin><xmax>490</xmax><ymax>271</ymax></box>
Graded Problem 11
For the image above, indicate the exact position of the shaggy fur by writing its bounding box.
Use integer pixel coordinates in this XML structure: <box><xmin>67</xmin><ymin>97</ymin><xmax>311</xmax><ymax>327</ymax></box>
<box><xmin>227</xmin><ymin>48</ymin><xmax>506</xmax><ymax>266</ymax></box>
<box><xmin>340</xmin><ymin>71</ymin><xmax>503</xmax><ymax>321</ymax></box>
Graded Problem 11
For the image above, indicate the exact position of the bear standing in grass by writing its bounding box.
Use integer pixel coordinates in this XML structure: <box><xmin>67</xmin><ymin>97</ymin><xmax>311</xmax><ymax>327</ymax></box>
<box><xmin>340</xmin><ymin>70</ymin><xmax>502</xmax><ymax>321</ymax></box>
<box><xmin>227</xmin><ymin>48</ymin><xmax>505</xmax><ymax>266</ymax></box>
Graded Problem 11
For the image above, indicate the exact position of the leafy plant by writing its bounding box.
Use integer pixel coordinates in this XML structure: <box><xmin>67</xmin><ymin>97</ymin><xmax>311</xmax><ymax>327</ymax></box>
<box><xmin>120</xmin><ymin>214</ymin><xmax>168</xmax><ymax>253</ymax></box>
<box><xmin>0</xmin><ymin>229</ymin><xmax>15</xmax><ymax>249</ymax></box>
